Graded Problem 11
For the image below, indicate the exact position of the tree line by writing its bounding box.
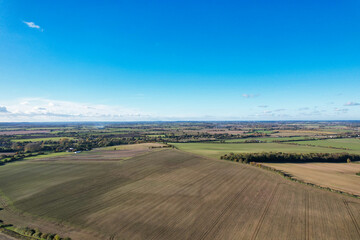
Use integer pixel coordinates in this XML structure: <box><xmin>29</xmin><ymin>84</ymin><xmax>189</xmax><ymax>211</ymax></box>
<box><xmin>0</xmin><ymin>219</ymin><xmax>71</xmax><ymax>240</ymax></box>
<box><xmin>220</xmin><ymin>152</ymin><xmax>360</xmax><ymax>163</ymax></box>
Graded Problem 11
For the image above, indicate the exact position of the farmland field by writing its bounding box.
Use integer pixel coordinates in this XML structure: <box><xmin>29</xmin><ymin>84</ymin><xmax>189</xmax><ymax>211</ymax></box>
<box><xmin>222</xmin><ymin>136</ymin><xmax>312</xmax><ymax>143</ymax></box>
<box><xmin>264</xmin><ymin>162</ymin><xmax>360</xmax><ymax>196</ymax></box>
<box><xmin>294</xmin><ymin>138</ymin><xmax>360</xmax><ymax>151</ymax></box>
<box><xmin>172</xmin><ymin>142</ymin><xmax>360</xmax><ymax>159</ymax></box>
<box><xmin>0</xmin><ymin>147</ymin><xmax>360</xmax><ymax>239</ymax></box>
<box><xmin>11</xmin><ymin>137</ymin><xmax>76</xmax><ymax>142</ymax></box>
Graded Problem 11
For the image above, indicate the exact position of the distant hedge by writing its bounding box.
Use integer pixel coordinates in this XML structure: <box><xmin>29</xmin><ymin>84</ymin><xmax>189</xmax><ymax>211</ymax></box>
<box><xmin>220</xmin><ymin>152</ymin><xmax>360</xmax><ymax>163</ymax></box>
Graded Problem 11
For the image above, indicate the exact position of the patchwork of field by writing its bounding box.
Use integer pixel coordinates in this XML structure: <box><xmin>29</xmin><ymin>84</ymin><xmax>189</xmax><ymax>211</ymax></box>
<box><xmin>11</xmin><ymin>137</ymin><xmax>76</xmax><ymax>142</ymax></box>
<box><xmin>172</xmin><ymin>142</ymin><xmax>358</xmax><ymax>159</ymax></box>
<box><xmin>295</xmin><ymin>138</ymin><xmax>360</xmax><ymax>151</ymax></box>
<box><xmin>265</xmin><ymin>162</ymin><xmax>360</xmax><ymax>196</ymax></box>
<box><xmin>0</xmin><ymin>130</ymin><xmax>50</xmax><ymax>135</ymax></box>
<box><xmin>222</xmin><ymin>136</ymin><xmax>312</xmax><ymax>143</ymax></box>
<box><xmin>0</xmin><ymin>148</ymin><xmax>360</xmax><ymax>240</ymax></box>
<box><xmin>31</xmin><ymin>143</ymin><xmax>166</xmax><ymax>162</ymax></box>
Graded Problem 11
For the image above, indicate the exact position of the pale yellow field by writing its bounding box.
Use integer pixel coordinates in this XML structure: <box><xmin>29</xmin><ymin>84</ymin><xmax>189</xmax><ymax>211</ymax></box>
<box><xmin>265</xmin><ymin>162</ymin><xmax>360</xmax><ymax>196</ymax></box>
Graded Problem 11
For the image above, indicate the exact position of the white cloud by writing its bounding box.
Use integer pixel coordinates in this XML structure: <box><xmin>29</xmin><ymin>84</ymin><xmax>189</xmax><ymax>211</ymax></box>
<box><xmin>0</xmin><ymin>106</ymin><xmax>9</xmax><ymax>113</ymax></box>
<box><xmin>23</xmin><ymin>21</ymin><xmax>43</xmax><ymax>31</ymax></box>
<box><xmin>242</xmin><ymin>93</ymin><xmax>259</xmax><ymax>98</ymax></box>
<box><xmin>334</xmin><ymin>108</ymin><xmax>349</xmax><ymax>113</ymax></box>
<box><xmin>0</xmin><ymin>98</ymin><xmax>151</xmax><ymax>121</ymax></box>
<box><xmin>344</xmin><ymin>101</ymin><xmax>360</xmax><ymax>106</ymax></box>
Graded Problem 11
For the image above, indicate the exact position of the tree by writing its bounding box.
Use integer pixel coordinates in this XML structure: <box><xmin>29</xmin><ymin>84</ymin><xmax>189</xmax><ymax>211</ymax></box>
<box><xmin>24</xmin><ymin>143</ymin><xmax>41</xmax><ymax>152</ymax></box>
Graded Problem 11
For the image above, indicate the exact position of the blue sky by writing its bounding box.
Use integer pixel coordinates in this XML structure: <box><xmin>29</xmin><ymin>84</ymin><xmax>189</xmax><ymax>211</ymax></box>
<box><xmin>0</xmin><ymin>0</ymin><xmax>360</xmax><ymax>121</ymax></box>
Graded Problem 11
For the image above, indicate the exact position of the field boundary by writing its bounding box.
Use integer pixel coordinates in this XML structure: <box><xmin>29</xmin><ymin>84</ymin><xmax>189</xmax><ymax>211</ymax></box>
<box><xmin>214</xmin><ymin>157</ymin><xmax>360</xmax><ymax>199</ymax></box>
<box><xmin>254</xmin><ymin>163</ymin><xmax>360</xmax><ymax>199</ymax></box>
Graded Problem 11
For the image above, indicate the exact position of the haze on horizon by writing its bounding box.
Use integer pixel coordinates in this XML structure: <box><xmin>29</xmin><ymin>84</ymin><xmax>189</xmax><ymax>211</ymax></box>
<box><xmin>1</xmin><ymin>0</ymin><xmax>360</xmax><ymax>122</ymax></box>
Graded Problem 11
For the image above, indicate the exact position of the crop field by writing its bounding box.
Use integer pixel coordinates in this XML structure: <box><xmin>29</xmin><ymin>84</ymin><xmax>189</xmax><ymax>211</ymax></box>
<box><xmin>222</xmin><ymin>136</ymin><xmax>312</xmax><ymax>143</ymax></box>
<box><xmin>32</xmin><ymin>143</ymin><xmax>166</xmax><ymax>162</ymax></box>
<box><xmin>273</xmin><ymin>130</ymin><xmax>336</xmax><ymax>137</ymax></box>
<box><xmin>265</xmin><ymin>162</ymin><xmax>360</xmax><ymax>196</ymax></box>
<box><xmin>0</xmin><ymin>147</ymin><xmax>360</xmax><ymax>240</ymax></box>
<box><xmin>294</xmin><ymin>138</ymin><xmax>360</xmax><ymax>151</ymax></box>
<box><xmin>11</xmin><ymin>137</ymin><xmax>76</xmax><ymax>142</ymax></box>
<box><xmin>172</xmin><ymin>142</ymin><xmax>357</xmax><ymax>159</ymax></box>
<box><xmin>0</xmin><ymin>130</ymin><xmax>50</xmax><ymax>135</ymax></box>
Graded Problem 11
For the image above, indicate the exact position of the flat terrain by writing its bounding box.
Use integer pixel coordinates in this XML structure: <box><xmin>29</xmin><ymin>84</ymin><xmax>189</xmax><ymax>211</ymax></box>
<box><xmin>0</xmin><ymin>130</ymin><xmax>50</xmax><ymax>135</ymax></box>
<box><xmin>265</xmin><ymin>162</ymin><xmax>360</xmax><ymax>196</ymax></box>
<box><xmin>172</xmin><ymin>142</ymin><xmax>359</xmax><ymax>159</ymax></box>
<box><xmin>295</xmin><ymin>138</ymin><xmax>360</xmax><ymax>151</ymax></box>
<box><xmin>11</xmin><ymin>137</ymin><xmax>76</xmax><ymax>142</ymax></box>
<box><xmin>222</xmin><ymin>136</ymin><xmax>311</xmax><ymax>143</ymax></box>
<box><xmin>32</xmin><ymin>143</ymin><xmax>166</xmax><ymax>162</ymax></box>
<box><xmin>0</xmin><ymin>147</ymin><xmax>360</xmax><ymax>239</ymax></box>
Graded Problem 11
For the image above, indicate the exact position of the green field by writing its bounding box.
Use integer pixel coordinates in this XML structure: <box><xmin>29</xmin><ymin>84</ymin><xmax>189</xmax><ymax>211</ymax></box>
<box><xmin>171</xmin><ymin>142</ymin><xmax>359</xmax><ymax>159</ymax></box>
<box><xmin>12</xmin><ymin>137</ymin><xmax>76</xmax><ymax>142</ymax></box>
<box><xmin>294</xmin><ymin>138</ymin><xmax>360</xmax><ymax>151</ymax></box>
<box><xmin>222</xmin><ymin>136</ymin><xmax>311</xmax><ymax>143</ymax></box>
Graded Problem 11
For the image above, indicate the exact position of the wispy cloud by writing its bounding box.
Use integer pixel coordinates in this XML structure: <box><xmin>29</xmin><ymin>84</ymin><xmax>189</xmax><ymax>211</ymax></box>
<box><xmin>335</xmin><ymin>108</ymin><xmax>349</xmax><ymax>113</ymax></box>
<box><xmin>258</xmin><ymin>105</ymin><xmax>268</xmax><ymax>108</ymax></box>
<box><xmin>344</xmin><ymin>101</ymin><xmax>360</xmax><ymax>106</ymax></box>
<box><xmin>242</xmin><ymin>93</ymin><xmax>259</xmax><ymax>98</ymax></box>
<box><xmin>0</xmin><ymin>106</ymin><xmax>9</xmax><ymax>113</ymax></box>
<box><xmin>0</xmin><ymin>98</ymin><xmax>151</xmax><ymax>121</ymax></box>
<box><xmin>23</xmin><ymin>21</ymin><xmax>43</xmax><ymax>31</ymax></box>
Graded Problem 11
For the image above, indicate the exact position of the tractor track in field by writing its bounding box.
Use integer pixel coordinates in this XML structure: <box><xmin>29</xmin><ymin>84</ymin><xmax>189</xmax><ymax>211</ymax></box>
<box><xmin>197</xmin><ymin>172</ymin><xmax>261</xmax><ymax>240</ymax></box>
<box><xmin>250</xmin><ymin>183</ymin><xmax>280</xmax><ymax>240</ymax></box>
<box><xmin>304</xmin><ymin>190</ymin><xmax>310</xmax><ymax>240</ymax></box>
<box><xmin>343</xmin><ymin>199</ymin><xmax>360</xmax><ymax>237</ymax></box>
<box><xmin>108</xmin><ymin>234</ymin><xmax>116</xmax><ymax>240</ymax></box>
<box><xmin>146</xmin><ymin>164</ymin><xmax>248</xmax><ymax>240</ymax></box>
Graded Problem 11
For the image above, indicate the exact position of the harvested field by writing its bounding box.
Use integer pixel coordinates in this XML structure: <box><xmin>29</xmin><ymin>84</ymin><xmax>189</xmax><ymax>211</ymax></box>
<box><xmin>0</xmin><ymin>149</ymin><xmax>359</xmax><ymax>240</ymax></box>
<box><xmin>0</xmin><ymin>130</ymin><xmax>50</xmax><ymax>135</ymax></box>
<box><xmin>264</xmin><ymin>162</ymin><xmax>360</xmax><ymax>196</ymax></box>
<box><xmin>11</xmin><ymin>137</ymin><xmax>76</xmax><ymax>142</ymax></box>
<box><xmin>30</xmin><ymin>143</ymin><xmax>167</xmax><ymax>162</ymax></box>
